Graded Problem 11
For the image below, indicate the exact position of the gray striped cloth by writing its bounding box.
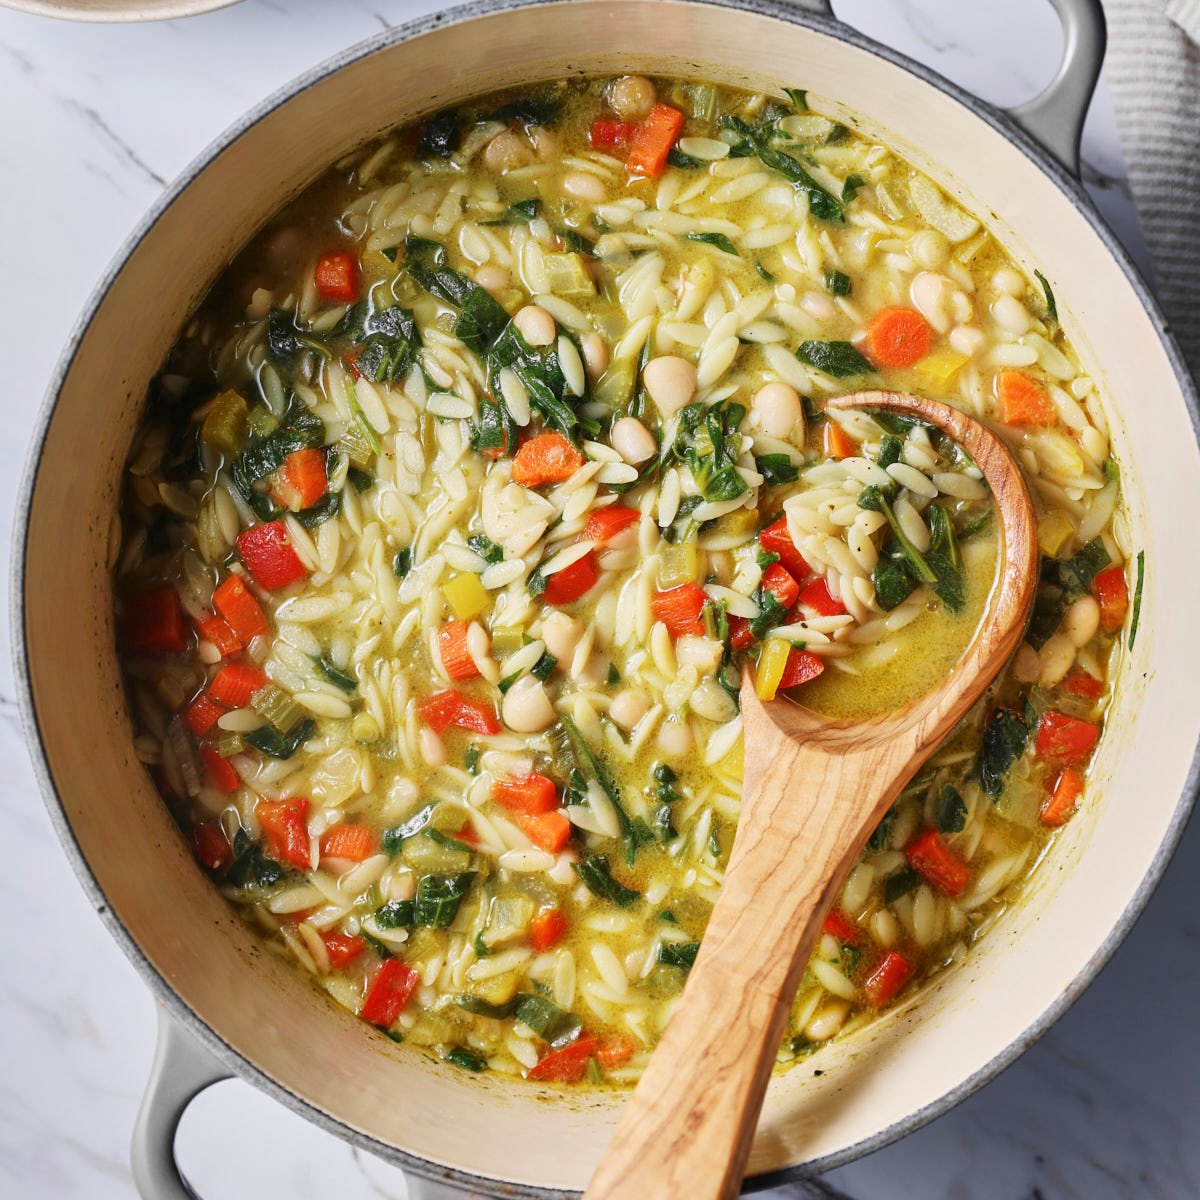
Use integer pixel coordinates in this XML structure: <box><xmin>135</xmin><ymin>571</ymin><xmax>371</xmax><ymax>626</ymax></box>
<box><xmin>1107</xmin><ymin>0</ymin><xmax>1200</xmax><ymax>372</ymax></box>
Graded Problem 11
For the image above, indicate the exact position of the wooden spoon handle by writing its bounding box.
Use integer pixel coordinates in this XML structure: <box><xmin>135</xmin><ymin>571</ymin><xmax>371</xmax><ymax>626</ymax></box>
<box><xmin>583</xmin><ymin>733</ymin><xmax>903</xmax><ymax>1200</ymax></box>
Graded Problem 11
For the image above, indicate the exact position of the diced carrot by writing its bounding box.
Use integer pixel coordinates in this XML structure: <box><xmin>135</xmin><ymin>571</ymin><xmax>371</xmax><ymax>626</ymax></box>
<box><xmin>779</xmin><ymin>648</ymin><xmax>825</xmax><ymax>690</ymax></box>
<box><xmin>518</xmin><ymin>810</ymin><xmax>572</xmax><ymax>853</ymax></box>
<box><xmin>581</xmin><ymin>505</ymin><xmax>640</xmax><ymax>545</ymax></box>
<box><xmin>864</xmin><ymin>307</ymin><xmax>932</xmax><ymax>369</ymax></box>
<box><xmin>213</xmin><ymin>575</ymin><xmax>270</xmax><ymax>641</ymax></box>
<box><xmin>761</xmin><ymin>562</ymin><xmax>800</xmax><ymax>611</ymax></box>
<box><xmin>455</xmin><ymin>822</ymin><xmax>480</xmax><ymax>847</ymax></box>
<box><xmin>314</xmin><ymin>251</ymin><xmax>360</xmax><ymax>303</ymax></box>
<box><xmin>596</xmin><ymin>1037</ymin><xmax>636</xmax><ymax>1068</ymax></box>
<box><xmin>360</xmin><ymin>958</ymin><xmax>419</xmax><ymax>1027</ymax></box>
<box><xmin>543</xmin><ymin>551</ymin><xmax>599</xmax><ymax>605</ymax></box>
<box><xmin>651</xmin><ymin>583</ymin><xmax>707</xmax><ymax>638</ymax></box>
<box><xmin>321</xmin><ymin>823</ymin><xmax>378</xmax><ymax>862</ymax></box>
<box><xmin>236</xmin><ymin>520</ymin><xmax>308</xmax><ymax>590</ymax></box>
<box><xmin>192</xmin><ymin>820</ymin><xmax>231</xmax><ymax>871</ymax></box>
<box><xmin>208</xmin><ymin>663</ymin><xmax>268</xmax><ymax>709</ymax></box>
<box><xmin>822</xmin><ymin>909</ymin><xmax>858</xmax><ymax>942</ymax></box>
<box><xmin>438</xmin><ymin>620</ymin><xmax>480</xmax><ymax>681</ymax></box>
<box><xmin>1040</xmin><ymin>767</ymin><xmax>1084</xmax><ymax>827</ymax></box>
<box><xmin>492</xmin><ymin>773</ymin><xmax>558</xmax><ymax>815</ymax></box>
<box><xmin>270</xmin><ymin>447</ymin><xmax>327</xmax><ymax>512</ymax></box>
<box><xmin>906</xmin><ymin>828</ymin><xmax>970</xmax><ymax>896</ymax></box>
<box><xmin>528</xmin><ymin>1036</ymin><xmax>598</xmax><ymax>1083</ymax></box>
<box><xmin>185</xmin><ymin>694</ymin><xmax>225</xmax><ymax>737</ymax></box>
<box><xmin>759</xmin><ymin>516</ymin><xmax>810</xmax><ymax>579</ymax></box>
<box><xmin>626</xmin><ymin>103</ymin><xmax>685</xmax><ymax>178</ymax></box>
<box><xmin>529</xmin><ymin>908</ymin><xmax>569</xmax><ymax>953</ymax></box>
<box><xmin>322</xmin><ymin>931</ymin><xmax>367</xmax><ymax>969</ymax></box>
<box><xmin>996</xmin><ymin>369</ymin><xmax>1056</xmax><ymax>426</ymax></box>
<box><xmin>123</xmin><ymin>587</ymin><xmax>188</xmax><ymax>656</ymax></box>
<box><xmin>256</xmin><ymin>797</ymin><xmax>311</xmax><ymax>871</ymax></box>
<box><xmin>1060</xmin><ymin>667</ymin><xmax>1104</xmax><ymax>700</ymax></box>
<box><xmin>823</xmin><ymin>421</ymin><xmax>857</xmax><ymax>460</ymax></box>
<box><xmin>1035</xmin><ymin>710</ymin><xmax>1099</xmax><ymax>765</ymax></box>
<box><xmin>728</xmin><ymin>615</ymin><xmax>754</xmax><ymax>650</ymax></box>
<box><xmin>796</xmin><ymin>577</ymin><xmax>846</xmax><ymax>617</ymax></box>
<box><xmin>511</xmin><ymin>432</ymin><xmax>585</xmax><ymax>488</ymax></box>
<box><xmin>418</xmin><ymin>689</ymin><xmax>501</xmax><ymax>736</ymax></box>
<box><xmin>195</xmin><ymin>615</ymin><xmax>242</xmax><ymax>658</ymax></box>
<box><xmin>1092</xmin><ymin>565</ymin><xmax>1128</xmax><ymax>634</ymax></box>
<box><xmin>590</xmin><ymin>119</ymin><xmax>639</xmax><ymax>151</ymax></box>
<box><xmin>200</xmin><ymin>747</ymin><xmax>239</xmax><ymax>794</ymax></box>
<box><xmin>863</xmin><ymin>951</ymin><xmax>915</xmax><ymax>1007</ymax></box>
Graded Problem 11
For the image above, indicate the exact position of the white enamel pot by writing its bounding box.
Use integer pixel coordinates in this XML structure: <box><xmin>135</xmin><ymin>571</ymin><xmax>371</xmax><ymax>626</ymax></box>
<box><xmin>14</xmin><ymin>1</ymin><xmax>1200</xmax><ymax>1197</ymax></box>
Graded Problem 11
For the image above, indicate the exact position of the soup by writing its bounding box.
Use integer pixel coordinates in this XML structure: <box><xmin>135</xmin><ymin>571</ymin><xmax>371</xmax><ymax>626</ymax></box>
<box><xmin>114</xmin><ymin>75</ymin><xmax>1133</xmax><ymax>1086</ymax></box>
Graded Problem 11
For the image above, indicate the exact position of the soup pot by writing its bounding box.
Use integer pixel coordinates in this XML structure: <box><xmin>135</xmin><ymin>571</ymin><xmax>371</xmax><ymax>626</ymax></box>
<box><xmin>15</xmin><ymin>1</ymin><xmax>1200</xmax><ymax>1197</ymax></box>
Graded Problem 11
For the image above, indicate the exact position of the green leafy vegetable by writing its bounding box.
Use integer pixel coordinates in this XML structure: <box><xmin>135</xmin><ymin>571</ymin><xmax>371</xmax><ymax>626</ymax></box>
<box><xmin>245</xmin><ymin>718</ymin><xmax>314</xmax><ymax>760</ymax></box>
<box><xmin>682</xmin><ymin>231</ymin><xmax>740</xmax><ymax>256</ymax></box>
<box><xmin>784</xmin><ymin>87</ymin><xmax>808</xmax><ymax>113</ymax></box>
<box><xmin>231</xmin><ymin>393</ymin><xmax>325</xmax><ymax>522</ymax></box>
<box><xmin>225</xmin><ymin>828</ymin><xmax>285</xmax><ymax>889</ymax></box>
<box><xmin>926</xmin><ymin>504</ymin><xmax>965</xmax><ymax>614</ymax></box>
<box><xmin>720</xmin><ymin>115</ymin><xmax>843</xmax><ymax>222</ymax></box>
<box><xmin>574</xmin><ymin>855</ymin><xmax>640</xmax><ymax>907</ymax></box>
<box><xmin>488</xmin><ymin>96</ymin><xmax>557</xmax><ymax>128</ymax></box>
<box><xmin>824</xmin><ymin>269</ymin><xmax>852</xmax><ymax>296</ymax></box>
<box><xmin>755</xmin><ymin>260</ymin><xmax>776</xmax><ymax>283</ymax></box>
<box><xmin>417</xmin><ymin>111</ymin><xmax>462</xmax><ymax>157</ymax></box>
<box><xmin>978</xmin><ymin>704</ymin><xmax>1032</xmax><ymax>797</ymax></box>
<box><xmin>884</xmin><ymin>866</ymin><xmax>921</xmax><ymax>903</ymax></box>
<box><xmin>486</xmin><ymin>322</ymin><xmax>595</xmax><ymax>440</ymax></box>
<box><xmin>936</xmin><ymin>784</ymin><xmax>967</xmax><ymax>833</ymax></box>
<box><xmin>796</xmin><ymin>339</ymin><xmax>873</xmax><ymax>378</ymax></box>
<box><xmin>466</xmin><ymin>533</ymin><xmax>505</xmax><ymax>564</ymax></box>
<box><xmin>407</xmin><ymin>262</ymin><xmax>510</xmax><ymax>357</ymax></box>
<box><xmin>1027</xmin><ymin>539</ymin><xmax>1111</xmax><ymax>649</ymax></box>
<box><xmin>316</xmin><ymin>655</ymin><xmax>357</xmax><ymax>693</ymax></box>
<box><xmin>414</xmin><ymin>871</ymin><xmax>477</xmax><ymax>927</ymax></box>
<box><xmin>1034</xmin><ymin>269</ymin><xmax>1058</xmax><ymax>323</ymax></box>
<box><xmin>755</xmin><ymin>453</ymin><xmax>800</xmax><ymax>485</ymax></box>
<box><xmin>381</xmin><ymin>802</ymin><xmax>435</xmax><ymax>854</ymax></box>
<box><xmin>393</xmin><ymin>547</ymin><xmax>412</xmax><ymax>578</ymax></box>
<box><xmin>659</xmin><ymin>942</ymin><xmax>700</xmax><ymax>970</ymax></box>
<box><xmin>842</xmin><ymin>173</ymin><xmax>866</xmax><ymax>203</ymax></box>
<box><xmin>445</xmin><ymin>1047</ymin><xmax>487</xmax><ymax>1072</ymax></box>
<box><xmin>1129</xmin><ymin>549</ymin><xmax>1145</xmax><ymax>648</ymax></box>
<box><xmin>667</xmin><ymin>146</ymin><xmax>704</xmax><ymax>170</ymax></box>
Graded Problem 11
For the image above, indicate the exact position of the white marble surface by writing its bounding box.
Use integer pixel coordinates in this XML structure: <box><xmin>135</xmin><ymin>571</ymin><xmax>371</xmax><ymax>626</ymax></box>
<box><xmin>0</xmin><ymin>1</ymin><xmax>1194</xmax><ymax>1197</ymax></box>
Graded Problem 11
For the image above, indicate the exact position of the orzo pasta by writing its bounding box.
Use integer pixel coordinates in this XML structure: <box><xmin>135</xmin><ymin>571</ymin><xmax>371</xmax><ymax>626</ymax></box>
<box><xmin>115</xmin><ymin>76</ymin><xmax>1136</xmax><ymax>1086</ymax></box>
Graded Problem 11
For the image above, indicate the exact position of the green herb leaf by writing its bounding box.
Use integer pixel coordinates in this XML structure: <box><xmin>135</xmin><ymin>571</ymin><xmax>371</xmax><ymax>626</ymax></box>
<box><xmin>1034</xmin><ymin>269</ymin><xmax>1058</xmax><ymax>323</ymax></box>
<box><xmin>413</xmin><ymin>871</ymin><xmax>477</xmax><ymax>927</ymax></box>
<box><xmin>375</xmin><ymin>899</ymin><xmax>414</xmax><ymax>929</ymax></box>
<box><xmin>682</xmin><ymin>231</ymin><xmax>740</xmax><ymax>256</ymax></box>
<box><xmin>667</xmin><ymin>146</ymin><xmax>704</xmax><ymax>169</ymax></box>
<box><xmin>393</xmin><ymin>547</ymin><xmax>412</xmax><ymax>579</ymax></box>
<box><xmin>784</xmin><ymin>87</ymin><xmax>808</xmax><ymax>113</ymax></box>
<box><xmin>824</xmin><ymin>269</ymin><xmax>852</xmax><ymax>297</ymax></box>
<box><xmin>573</xmin><ymin>855</ymin><xmax>640</xmax><ymax>907</ymax></box>
<box><xmin>927</xmin><ymin>504</ymin><xmax>965</xmax><ymax>614</ymax></box>
<box><xmin>489</xmin><ymin>96</ymin><xmax>558</xmax><ymax>127</ymax></box>
<box><xmin>1027</xmin><ymin>539</ymin><xmax>1111</xmax><ymax>649</ymax></box>
<box><xmin>796</xmin><ymin>339</ymin><xmax>873</xmax><ymax>378</ymax></box>
<box><xmin>225</xmin><ymin>828</ymin><xmax>285</xmax><ymax>889</ymax></box>
<box><xmin>466</xmin><ymin>533</ymin><xmax>505</xmax><ymax>564</ymax></box>
<box><xmin>1129</xmin><ymin>550</ymin><xmax>1145</xmax><ymax>648</ymax></box>
<box><xmin>719</xmin><ymin>115</ymin><xmax>843</xmax><ymax>222</ymax></box>
<box><xmin>245</xmin><ymin>718</ymin><xmax>314</xmax><ymax>760</ymax></box>
<box><xmin>755</xmin><ymin>453</ymin><xmax>800</xmax><ymax>485</ymax></box>
<box><xmin>842</xmin><ymin>173</ymin><xmax>866</xmax><ymax>203</ymax></box>
<box><xmin>382</xmin><ymin>802</ymin><xmax>435</xmax><ymax>854</ymax></box>
<box><xmin>417</xmin><ymin>111</ymin><xmax>462</xmax><ymax>157</ymax></box>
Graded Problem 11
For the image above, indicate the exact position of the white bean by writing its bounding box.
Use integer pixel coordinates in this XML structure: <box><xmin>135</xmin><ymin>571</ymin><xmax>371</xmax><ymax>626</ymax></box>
<box><xmin>475</xmin><ymin>264</ymin><xmax>510</xmax><ymax>296</ymax></box>
<box><xmin>992</xmin><ymin>293</ymin><xmax>1032</xmax><ymax>336</ymax></box>
<box><xmin>610</xmin><ymin>688</ymin><xmax>652</xmax><ymax>731</ymax></box>
<box><xmin>610</xmin><ymin>416</ymin><xmax>657</xmax><ymax>465</ymax></box>
<box><xmin>513</xmin><ymin>305</ymin><xmax>556</xmax><ymax>347</ymax></box>
<box><xmin>656</xmin><ymin>718</ymin><xmax>693</xmax><ymax>759</ymax></box>
<box><xmin>562</xmin><ymin>171</ymin><xmax>607</xmax><ymax>204</ymax></box>
<box><xmin>484</xmin><ymin>130</ymin><xmax>534</xmax><ymax>173</ymax></box>
<box><xmin>1064</xmin><ymin>595</ymin><xmax>1100</xmax><ymax>647</ymax></box>
<box><xmin>501</xmin><ymin>675</ymin><xmax>556</xmax><ymax>732</ymax></box>
<box><xmin>581</xmin><ymin>332</ymin><xmax>609</xmax><ymax>381</ymax></box>
<box><xmin>1038</xmin><ymin>632</ymin><xmax>1076</xmax><ymax>687</ymax></box>
<box><xmin>608</xmin><ymin>75</ymin><xmax>656</xmax><ymax>120</ymax></box>
<box><xmin>644</xmin><ymin>355</ymin><xmax>698</xmax><ymax>416</ymax></box>
<box><xmin>993</xmin><ymin>267</ymin><xmax>1025</xmax><ymax>296</ymax></box>
<box><xmin>752</xmin><ymin>381</ymin><xmax>803</xmax><ymax>440</ymax></box>
<box><xmin>540</xmin><ymin>611</ymin><xmax>583</xmax><ymax>663</ymax></box>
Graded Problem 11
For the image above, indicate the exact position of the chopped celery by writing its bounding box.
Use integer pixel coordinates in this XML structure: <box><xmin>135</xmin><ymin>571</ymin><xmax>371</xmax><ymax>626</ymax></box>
<box><xmin>246</xmin><ymin>405</ymin><xmax>279</xmax><ymax>439</ymax></box>
<box><xmin>215</xmin><ymin>729</ymin><xmax>245</xmax><ymax>759</ymax></box>
<box><xmin>541</xmin><ymin>253</ymin><xmax>595</xmax><ymax>298</ymax></box>
<box><xmin>250</xmin><ymin>683</ymin><xmax>304</xmax><ymax>733</ymax></box>
<box><xmin>201</xmin><ymin>390</ymin><xmax>249</xmax><ymax>456</ymax></box>
<box><xmin>337</xmin><ymin>417</ymin><xmax>375</xmax><ymax>469</ymax></box>
<box><xmin>489</xmin><ymin>627</ymin><xmax>525</xmax><ymax>656</ymax></box>
<box><xmin>592</xmin><ymin>356</ymin><xmax>638</xmax><ymax>411</ymax></box>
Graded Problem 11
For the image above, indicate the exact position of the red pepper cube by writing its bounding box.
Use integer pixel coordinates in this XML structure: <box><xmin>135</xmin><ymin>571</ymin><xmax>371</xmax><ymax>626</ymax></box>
<box><xmin>314</xmin><ymin>251</ymin><xmax>360</xmax><ymax>303</ymax></box>
<box><xmin>236</xmin><ymin>520</ymin><xmax>308</xmax><ymax>590</ymax></box>
<box><xmin>123</xmin><ymin>587</ymin><xmax>188</xmax><ymax>656</ymax></box>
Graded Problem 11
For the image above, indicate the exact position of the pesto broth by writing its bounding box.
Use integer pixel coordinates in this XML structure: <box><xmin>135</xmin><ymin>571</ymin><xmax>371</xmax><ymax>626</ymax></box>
<box><xmin>115</xmin><ymin>75</ymin><xmax>1129</xmax><ymax>1086</ymax></box>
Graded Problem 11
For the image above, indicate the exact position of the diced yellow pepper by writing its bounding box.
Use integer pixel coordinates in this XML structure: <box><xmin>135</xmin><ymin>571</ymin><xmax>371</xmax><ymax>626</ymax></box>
<box><xmin>913</xmin><ymin>350</ymin><xmax>969</xmax><ymax>389</ymax></box>
<box><xmin>715</xmin><ymin>509</ymin><xmax>758</xmax><ymax>540</ymax></box>
<box><xmin>1038</xmin><ymin>509</ymin><xmax>1075</xmax><ymax>557</ymax></box>
<box><xmin>443</xmin><ymin>571</ymin><xmax>489</xmax><ymax>620</ymax></box>
<box><xmin>201</xmin><ymin>389</ymin><xmax>248</xmax><ymax>457</ymax></box>
<box><xmin>755</xmin><ymin>638</ymin><xmax>792</xmax><ymax>701</ymax></box>
<box><xmin>660</xmin><ymin>541</ymin><xmax>699</xmax><ymax>587</ymax></box>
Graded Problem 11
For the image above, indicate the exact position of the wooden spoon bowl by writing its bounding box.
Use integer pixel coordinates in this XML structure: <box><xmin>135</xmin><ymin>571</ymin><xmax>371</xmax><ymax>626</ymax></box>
<box><xmin>584</xmin><ymin>391</ymin><xmax>1038</xmax><ymax>1200</ymax></box>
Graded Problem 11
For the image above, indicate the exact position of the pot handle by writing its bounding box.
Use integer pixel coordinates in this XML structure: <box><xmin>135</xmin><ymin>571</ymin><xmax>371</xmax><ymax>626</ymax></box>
<box><xmin>788</xmin><ymin>0</ymin><xmax>1105</xmax><ymax>177</ymax></box>
<box><xmin>131</xmin><ymin>1007</ymin><xmax>232</xmax><ymax>1200</ymax></box>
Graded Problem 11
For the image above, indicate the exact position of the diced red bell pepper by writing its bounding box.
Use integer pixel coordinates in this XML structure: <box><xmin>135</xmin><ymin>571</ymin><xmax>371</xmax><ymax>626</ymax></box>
<box><xmin>1035</xmin><ymin>710</ymin><xmax>1100</xmax><ymax>765</ymax></box>
<box><xmin>270</xmin><ymin>448</ymin><xmax>327</xmax><ymax>512</ymax></box>
<box><xmin>529</xmin><ymin>907</ymin><xmax>569</xmax><ymax>952</ymax></box>
<box><xmin>626</xmin><ymin>104</ymin><xmax>686</xmax><ymax>178</ymax></box>
<box><xmin>195</xmin><ymin>615</ymin><xmax>242</xmax><ymax>658</ymax></box>
<box><xmin>236</xmin><ymin>520</ymin><xmax>308</xmax><ymax>591</ymax></box>
<box><xmin>361</xmin><ymin>958</ymin><xmax>419</xmax><ymax>1027</ymax></box>
<box><xmin>822</xmin><ymin>909</ymin><xmax>858</xmax><ymax>942</ymax></box>
<box><xmin>418</xmin><ymin>689</ymin><xmax>501</xmax><ymax>736</ymax></box>
<box><xmin>651</xmin><ymin>583</ymin><xmax>708</xmax><ymax>638</ymax></box>
<box><xmin>185</xmin><ymin>694</ymin><xmax>225</xmax><ymax>737</ymax></box>
<box><xmin>213</xmin><ymin>575</ymin><xmax>270</xmax><ymax>641</ymax></box>
<box><xmin>759</xmin><ymin>516</ymin><xmax>810</xmax><ymax>580</ymax></box>
<box><xmin>200</xmin><ymin>746</ymin><xmax>240</xmax><ymax>794</ymax></box>
<box><xmin>192</xmin><ymin>820</ymin><xmax>231</xmax><ymax>871</ymax></box>
<box><xmin>906</xmin><ymin>828</ymin><xmax>970</xmax><ymax>896</ymax></box>
<box><xmin>863</xmin><ymin>951</ymin><xmax>915</xmax><ymax>1007</ymax></box>
<box><xmin>207</xmin><ymin>663</ymin><xmax>269</xmax><ymax>709</ymax></box>
<box><xmin>314</xmin><ymin>251</ymin><xmax>360</xmax><ymax>303</ymax></box>
<box><xmin>1040</xmin><ymin>767</ymin><xmax>1084</xmax><ymax>827</ymax></box>
<box><xmin>438</xmin><ymin>620</ymin><xmax>480</xmax><ymax>681</ymax></box>
<box><xmin>492</xmin><ymin>773</ymin><xmax>558</xmax><ymax>815</ymax></box>
<box><xmin>528</xmin><ymin>1035</ymin><xmax>598</xmax><ymax>1083</ymax></box>
<box><xmin>320</xmin><ymin>823</ymin><xmax>379</xmax><ymax>862</ymax></box>
<box><xmin>590</xmin><ymin>119</ymin><xmax>639</xmax><ymax>151</ymax></box>
<box><xmin>1059</xmin><ymin>667</ymin><xmax>1104</xmax><ymax>700</ymax></box>
<box><xmin>543</xmin><ymin>551</ymin><xmax>600</xmax><ymax>606</ymax></box>
<box><xmin>1092</xmin><ymin>565</ymin><xmax>1129</xmax><ymax>635</ymax></box>
<box><xmin>761</xmin><ymin>562</ymin><xmax>800</xmax><ymax>611</ymax></box>
<box><xmin>796</xmin><ymin>577</ymin><xmax>846</xmax><ymax>617</ymax></box>
<box><xmin>518</xmin><ymin>810</ymin><xmax>572</xmax><ymax>853</ymax></box>
<box><xmin>322</xmin><ymin>931</ymin><xmax>368</xmax><ymax>969</ymax></box>
<box><xmin>256</xmin><ymin>797</ymin><xmax>311</xmax><ymax>871</ymax></box>
<box><xmin>779</xmin><ymin>648</ymin><xmax>825</xmax><ymax>690</ymax></box>
<box><xmin>596</xmin><ymin>1037</ymin><xmax>636</xmax><ymax>1068</ymax></box>
<box><xmin>581</xmin><ymin>505</ymin><xmax>640</xmax><ymax>545</ymax></box>
<box><xmin>729</xmin><ymin>615</ymin><xmax>754</xmax><ymax>650</ymax></box>
<box><xmin>123</xmin><ymin>587</ymin><xmax>188</xmax><ymax>656</ymax></box>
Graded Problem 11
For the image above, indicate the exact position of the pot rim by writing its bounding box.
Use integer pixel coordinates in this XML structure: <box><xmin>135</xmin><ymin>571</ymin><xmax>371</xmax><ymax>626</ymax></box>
<box><xmin>12</xmin><ymin>0</ymin><xmax>1200</xmax><ymax>1194</ymax></box>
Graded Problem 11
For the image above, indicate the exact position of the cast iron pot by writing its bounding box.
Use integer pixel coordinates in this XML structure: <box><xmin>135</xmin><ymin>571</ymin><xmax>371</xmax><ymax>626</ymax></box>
<box><xmin>14</xmin><ymin>1</ymin><xmax>1200</xmax><ymax>1197</ymax></box>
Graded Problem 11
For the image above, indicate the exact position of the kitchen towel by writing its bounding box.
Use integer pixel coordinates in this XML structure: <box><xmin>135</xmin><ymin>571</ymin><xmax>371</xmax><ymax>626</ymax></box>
<box><xmin>1106</xmin><ymin>0</ymin><xmax>1200</xmax><ymax>374</ymax></box>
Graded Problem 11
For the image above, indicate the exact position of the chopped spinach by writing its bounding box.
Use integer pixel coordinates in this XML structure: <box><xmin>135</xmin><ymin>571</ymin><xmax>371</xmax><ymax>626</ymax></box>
<box><xmin>557</xmin><ymin>714</ymin><xmax>636</xmax><ymax>855</ymax></box>
<box><xmin>1034</xmin><ymin>269</ymin><xmax>1058</xmax><ymax>323</ymax></box>
<box><xmin>1027</xmin><ymin>538</ymin><xmax>1111</xmax><ymax>648</ymax></box>
<box><xmin>294</xmin><ymin>489</ymin><xmax>341</xmax><ymax>530</ymax></box>
<box><xmin>574</xmin><ymin>855</ymin><xmax>640</xmax><ymax>907</ymax></box>
<box><xmin>467</xmin><ymin>533</ymin><xmax>505</xmax><ymax>564</ymax></box>
<box><xmin>393</xmin><ymin>547</ymin><xmax>412</xmax><ymax>578</ymax></box>
<box><xmin>659</xmin><ymin>942</ymin><xmax>700</xmax><ymax>970</ymax></box>
<box><xmin>884</xmin><ymin>865</ymin><xmax>921</xmax><ymax>903</ymax></box>
<box><xmin>978</xmin><ymin>704</ymin><xmax>1032</xmax><ymax>797</ymax></box>
<box><xmin>413</xmin><ymin>871</ymin><xmax>477</xmax><ymax>927</ymax></box>
<box><xmin>530</xmin><ymin>651</ymin><xmax>557</xmax><ymax>681</ymax></box>
<box><xmin>842</xmin><ymin>173</ymin><xmax>867</xmax><ymax>203</ymax></box>
<box><xmin>382</xmin><ymin>802</ymin><xmax>435</xmax><ymax>854</ymax></box>
<box><xmin>445</xmin><ymin>1047</ymin><xmax>487</xmax><ymax>1072</ymax></box>
<box><xmin>667</xmin><ymin>146</ymin><xmax>704</xmax><ymax>170</ymax></box>
<box><xmin>231</xmin><ymin>393</ymin><xmax>326</xmax><ymax>521</ymax></box>
<box><xmin>755</xmin><ymin>260</ymin><xmax>777</xmax><ymax>283</ymax></box>
<box><xmin>936</xmin><ymin>784</ymin><xmax>967</xmax><ymax>833</ymax></box>
<box><xmin>407</xmin><ymin>261</ymin><xmax>510</xmax><ymax>357</ymax></box>
<box><xmin>824</xmin><ymin>269</ymin><xmax>852</xmax><ymax>297</ymax></box>
<box><xmin>512</xmin><ymin>995</ymin><xmax>581</xmax><ymax>1046</ymax></box>
<box><xmin>682</xmin><ymin>231</ymin><xmax>740</xmax><ymax>256</ymax></box>
<box><xmin>868</xmin><ymin>808</ymin><xmax>896</xmax><ymax>852</ymax></box>
<box><xmin>316</xmin><ymin>655</ymin><xmax>357</xmax><ymax>693</ymax></box>
<box><xmin>464</xmin><ymin>746</ymin><xmax>480</xmax><ymax>775</ymax></box>
<box><xmin>926</xmin><ymin>504</ymin><xmax>965</xmax><ymax>614</ymax></box>
<box><xmin>425</xmin><ymin>828</ymin><xmax>476</xmax><ymax>855</ymax></box>
<box><xmin>1129</xmin><ymin>550</ymin><xmax>1145</xmax><ymax>648</ymax></box>
<box><xmin>489</xmin><ymin>95</ymin><xmax>557</xmax><ymax>128</ymax></box>
<box><xmin>375</xmin><ymin>899</ymin><xmax>414</xmax><ymax>929</ymax></box>
<box><xmin>417</xmin><ymin>111</ymin><xmax>462</xmax><ymax>157</ymax></box>
<box><xmin>872</xmin><ymin>542</ymin><xmax>920</xmax><ymax>611</ymax></box>
<box><xmin>720</xmin><ymin>115</ymin><xmax>843</xmax><ymax>222</ymax></box>
<box><xmin>486</xmin><ymin>321</ymin><xmax>595</xmax><ymax>440</ymax></box>
<box><xmin>784</xmin><ymin>87</ymin><xmax>808</xmax><ymax>113</ymax></box>
<box><xmin>470</xmin><ymin>398</ymin><xmax>517</xmax><ymax>458</ymax></box>
<box><xmin>225</xmin><ymin>828</ymin><xmax>285</xmax><ymax>889</ymax></box>
<box><xmin>755</xmin><ymin>453</ymin><xmax>800</xmax><ymax>485</ymax></box>
<box><xmin>796</xmin><ymin>339</ymin><xmax>873</xmax><ymax>378</ymax></box>
<box><xmin>245</xmin><ymin>718</ymin><xmax>314</xmax><ymax>760</ymax></box>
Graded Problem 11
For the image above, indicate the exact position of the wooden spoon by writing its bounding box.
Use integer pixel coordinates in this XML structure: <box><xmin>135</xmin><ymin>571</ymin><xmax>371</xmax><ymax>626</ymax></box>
<box><xmin>583</xmin><ymin>391</ymin><xmax>1037</xmax><ymax>1200</ymax></box>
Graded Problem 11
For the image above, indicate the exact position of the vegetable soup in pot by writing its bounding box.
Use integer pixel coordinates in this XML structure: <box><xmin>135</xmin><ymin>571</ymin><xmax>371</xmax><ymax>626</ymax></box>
<box><xmin>113</xmin><ymin>75</ymin><xmax>1137</xmax><ymax>1087</ymax></box>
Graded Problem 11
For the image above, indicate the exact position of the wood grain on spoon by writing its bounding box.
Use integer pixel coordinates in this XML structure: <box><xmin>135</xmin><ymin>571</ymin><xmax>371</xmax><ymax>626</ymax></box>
<box><xmin>583</xmin><ymin>392</ymin><xmax>1038</xmax><ymax>1200</ymax></box>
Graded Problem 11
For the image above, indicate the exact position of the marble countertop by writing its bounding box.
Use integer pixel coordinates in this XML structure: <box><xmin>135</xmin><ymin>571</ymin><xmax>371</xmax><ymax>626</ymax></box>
<box><xmin>0</xmin><ymin>1</ymin><xmax>1195</xmax><ymax>1197</ymax></box>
